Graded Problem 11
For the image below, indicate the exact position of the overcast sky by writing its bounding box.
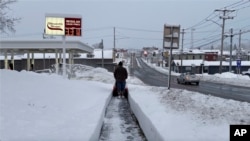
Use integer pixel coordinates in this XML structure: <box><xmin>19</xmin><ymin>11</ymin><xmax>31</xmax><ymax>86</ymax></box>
<box><xmin>3</xmin><ymin>0</ymin><xmax>250</xmax><ymax>50</ymax></box>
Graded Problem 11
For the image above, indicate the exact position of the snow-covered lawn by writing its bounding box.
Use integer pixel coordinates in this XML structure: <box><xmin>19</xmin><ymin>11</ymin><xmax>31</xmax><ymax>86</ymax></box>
<box><xmin>1</xmin><ymin>64</ymin><xmax>249</xmax><ymax>141</ymax></box>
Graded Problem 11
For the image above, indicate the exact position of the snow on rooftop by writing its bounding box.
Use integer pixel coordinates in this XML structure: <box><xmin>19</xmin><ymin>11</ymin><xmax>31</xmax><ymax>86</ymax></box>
<box><xmin>88</xmin><ymin>49</ymin><xmax>113</xmax><ymax>59</ymax></box>
<box><xmin>174</xmin><ymin>60</ymin><xmax>250</xmax><ymax>66</ymax></box>
<box><xmin>0</xmin><ymin>49</ymin><xmax>113</xmax><ymax>60</ymax></box>
<box><xmin>0</xmin><ymin>56</ymin><xmax>22</xmax><ymax>60</ymax></box>
<box><xmin>174</xmin><ymin>59</ymin><xmax>203</xmax><ymax>66</ymax></box>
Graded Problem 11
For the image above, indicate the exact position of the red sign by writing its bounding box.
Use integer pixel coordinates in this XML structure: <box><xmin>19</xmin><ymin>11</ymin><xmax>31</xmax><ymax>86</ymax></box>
<box><xmin>65</xmin><ymin>18</ymin><xmax>82</xmax><ymax>36</ymax></box>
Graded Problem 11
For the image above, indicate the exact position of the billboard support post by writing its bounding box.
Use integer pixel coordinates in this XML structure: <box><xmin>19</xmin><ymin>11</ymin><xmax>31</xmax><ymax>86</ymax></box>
<box><xmin>62</xmin><ymin>35</ymin><xmax>66</xmax><ymax>78</ymax></box>
<box><xmin>168</xmin><ymin>47</ymin><xmax>173</xmax><ymax>89</ymax></box>
<box><xmin>163</xmin><ymin>24</ymin><xmax>180</xmax><ymax>89</ymax></box>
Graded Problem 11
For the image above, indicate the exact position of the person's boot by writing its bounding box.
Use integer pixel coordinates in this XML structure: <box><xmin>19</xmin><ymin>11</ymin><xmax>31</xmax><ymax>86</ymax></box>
<box><xmin>118</xmin><ymin>91</ymin><xmax>121</xmax><ymax>98</ymax></box>
<box><xmin>121</xmin><ymin>91</ymin><xmax>125</xmax><ymax>98</ymax></box>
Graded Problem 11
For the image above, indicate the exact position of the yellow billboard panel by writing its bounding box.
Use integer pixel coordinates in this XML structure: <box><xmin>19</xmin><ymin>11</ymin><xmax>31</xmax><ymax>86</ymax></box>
<box><xmin>45</xmin><ymin>17</ymin><xmax>65</xmax><ymax>35</ymax></box>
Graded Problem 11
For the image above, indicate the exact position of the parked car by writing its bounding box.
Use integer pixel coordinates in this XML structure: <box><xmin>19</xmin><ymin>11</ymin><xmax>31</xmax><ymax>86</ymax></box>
<box><xmin>242</xmin><ymin>68</ymin><xmax>250</xmax><ymax>77</ymax></box>
<box><xmin>177</xmin><ymin>72</ymin><xmax>200</xmax><ymax>85</ymax></box>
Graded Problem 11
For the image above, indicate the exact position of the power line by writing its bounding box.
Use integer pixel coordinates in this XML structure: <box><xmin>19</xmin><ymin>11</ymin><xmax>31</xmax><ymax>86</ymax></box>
<box><xmin>116</xmin><ymin>26</ymin><xmax>161</xmax><ymax>33</ymax></box>
<box><xmin>185</xmin><ymin>12</ymin><xmax>217</xmax><ymax>30</ymax></box>
<box><xmin>223</xmin><ymin>0</ymin><xmax>245</xmax><ymax>9</ymax></box>
<box><xmin>0</xmin><ymin>32</ymin><xmax>42</xmax><ymax>38</ymax></box>
<box><xmin>186</xmin><ymin>34</ymin><xmax>221</xmax><ymax>47</ymax></box>
<box><xmin>83</xmin><ymin>26</ymin><xmax>113</xmax><ymax>31</ymax></box>
<box><xmin>230</xmin><ymin>0</ymin><xmax>250</xmax><ymax>9</ymax></box>
<box><xmin>116</xmin><ymin>36</ymin><xmax>162</xmax><ymax>41</ymax></box>
<box><xmin>186</xmin><ymin>30</ymin><xmax>219</xmax><ymax>34</ymax></box>
<box><xmin>193</xmin><ymin>19</ymin><xmax>221</xmax><ymax>30</ymax></box>
<box><xmin>185</xmin><ymin>0</ymin><xmax>249</xmax><ymax>31</ymax></box>
<box><xmin>195</xmin><ymin>39</ymin><xmax>221</xmax><ymax>49</ymax></box>
<box><xmin>188</xmin><ymin>33</ymin><xmax>221</xmax><ymax>42</ymax></box>
<box><xmin>227</xmin><ymin>16</ymin><xmax>250</xmax><ymax>26</ymax></box>
<box><xmin>235</xmin><ymin>4</ymin><xmax>250</xmax><ymax>10</ymax></box>
<box><xmin>84</xmin><ymin>35</ymin><xmax>113</xmax><ymax>39</ymax></box>
<box><xmin>234</xmin><ymin>24</ymin><xmax>250</xmax><ymax>31</ymax></box>
<box><xmin>233</xmin><ymin>29</ymin><xmax>250</xmax><ymax>35</ymax></box>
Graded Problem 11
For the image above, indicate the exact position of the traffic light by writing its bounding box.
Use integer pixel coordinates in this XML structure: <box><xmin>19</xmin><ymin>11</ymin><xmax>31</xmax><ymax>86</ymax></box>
<box><xmin>163</xmin><ymin>24</ymin><xmax>180</xmax><ymax>49</ymax></box>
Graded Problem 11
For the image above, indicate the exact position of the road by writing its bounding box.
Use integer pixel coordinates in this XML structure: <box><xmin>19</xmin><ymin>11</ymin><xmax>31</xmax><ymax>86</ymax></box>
<box><xmin>130</xmin><ymin>57</ymin><xmax>250</xmax><ymax>103</ymax></box>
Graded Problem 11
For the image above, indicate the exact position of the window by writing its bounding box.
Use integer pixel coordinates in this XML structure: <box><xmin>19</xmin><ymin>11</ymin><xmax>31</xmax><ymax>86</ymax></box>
<box><xmin>204</xmin><ymin>66</ymin><xmax>208</xmax><ymax>73</ymax></box>
<box><xmin>186</xmin><ymin>66</ymin><xmax>191</xmax><ymax>71</ymax></box>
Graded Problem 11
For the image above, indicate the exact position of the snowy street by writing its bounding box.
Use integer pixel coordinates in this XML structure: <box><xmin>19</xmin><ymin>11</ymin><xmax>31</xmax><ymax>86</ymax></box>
<box><xmin>133</xmin><ymin>58</ymin><xmax>250</xmax><ymax>102</ymax></box>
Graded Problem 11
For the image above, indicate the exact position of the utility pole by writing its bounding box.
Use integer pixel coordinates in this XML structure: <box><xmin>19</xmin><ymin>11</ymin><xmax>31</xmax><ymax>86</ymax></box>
<box><xmin>101</xmin><ymin>39</ymin><xmax>104</xmax><ymax>68</ymax></box>
<box><xmin>191</xmin><ymin>28</ymin><xmax>195</xmax><ymax>49</ymax></box>
<box><xmin>238</xmin><ymin>29</ymin><xmax>242</xmax><ymax>54</ymax></box>
<box><xmin>113</xmin><ymin>27</ymin><xmax>116</xmax><ymax>63</ymax></box>
<box><xmin>180</xmin><ymin>29</ymin><xmax>185</xmax><ymax>73</ymax></box>
<box><xmin>229</xmin><ymin>28</ymin><xmax>233</xmax><ymax>72</ymax></box>
<box><xmin>114</xmin><ymin>27</ymin><xmax>116</xmax><ymax>49</ymax></box>
<box><xmin>215</xmin><ymin>8</ymin><xmax>235</xmax><ymax>74</ymax></box>
<box><xmin>237</xmin><ymin>30</ymin><xmax>242</xmax><ymax>74</ymax></box>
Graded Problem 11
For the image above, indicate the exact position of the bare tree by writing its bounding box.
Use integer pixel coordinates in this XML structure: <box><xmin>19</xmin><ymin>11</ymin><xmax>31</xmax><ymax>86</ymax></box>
<box><xmin>92</xmin><ymin>43</ymin><xmax>100</xmax><ymax>49</ymax></box>
<box><xmin>92</xmin><ymin>42</ymin><xmax>103</xmax><ymax>49</ymax></box>
<box><xmin>0</xmin><ymin>0</ymin><xmax>21</xmax><ymax>34</ymax></box>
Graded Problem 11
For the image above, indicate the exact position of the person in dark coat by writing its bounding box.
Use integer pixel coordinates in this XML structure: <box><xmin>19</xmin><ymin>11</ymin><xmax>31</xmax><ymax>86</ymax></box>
<box><xmin>114</xmin><ymin>61</ymin><xmax>128</xmax><ymax>98</ymax></box>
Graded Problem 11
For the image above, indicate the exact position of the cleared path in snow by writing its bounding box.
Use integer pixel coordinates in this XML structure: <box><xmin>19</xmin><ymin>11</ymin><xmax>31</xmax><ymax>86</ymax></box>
<box><xmin>99</xmin><ymin>97</ymin><xmax>146</xmax><ymax>141</ymax></box>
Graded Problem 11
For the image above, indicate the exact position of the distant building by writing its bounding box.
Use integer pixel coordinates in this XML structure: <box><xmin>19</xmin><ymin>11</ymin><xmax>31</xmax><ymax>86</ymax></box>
<box><xmin>173</xmin><ymin>59</ymin><xmax>250</xmax><ymax>74</ymax></box>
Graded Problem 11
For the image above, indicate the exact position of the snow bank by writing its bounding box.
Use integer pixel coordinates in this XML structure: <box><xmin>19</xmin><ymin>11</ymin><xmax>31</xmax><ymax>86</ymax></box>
<box><xmin>128</xmin><ymin>88</ymin><xmax>164</xmax><ymax>141</ymax></box>
<box><xmin>0</xmin><ymin>70</ymin><xmax>111</xmax><ymax>140</ymax></box>
<box><xmin>128</xmin><ymin>84</ymin><xmax>250</xmax><ymax>141</ymax></box>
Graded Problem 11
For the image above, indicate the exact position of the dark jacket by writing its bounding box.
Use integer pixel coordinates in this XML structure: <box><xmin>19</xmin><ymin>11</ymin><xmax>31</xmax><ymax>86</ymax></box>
<box><xmin>114</xmin><ymin>66</ymin><xmax>128</xmax><ymax>82</ymax></box>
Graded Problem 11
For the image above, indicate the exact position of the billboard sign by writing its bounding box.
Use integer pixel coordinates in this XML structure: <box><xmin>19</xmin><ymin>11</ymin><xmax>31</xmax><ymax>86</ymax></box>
<box><xmin>65</xmin><ymin>18</ymin><xmax>81</xmax><ymax>36</ymax></box>
<box><xmin>163</xmin><ymin>24</ymin><xmax>180</xmax><ymax>49</ymax></box>
<box><xmin>45</xmin><ymin>14</ymin><xmax>82</xmax><ymax>36</ymax></box>
<box><xmin>45</xmin><ymin>17</ymin><xmax>65</xmax><ymax>35</ymax></box>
